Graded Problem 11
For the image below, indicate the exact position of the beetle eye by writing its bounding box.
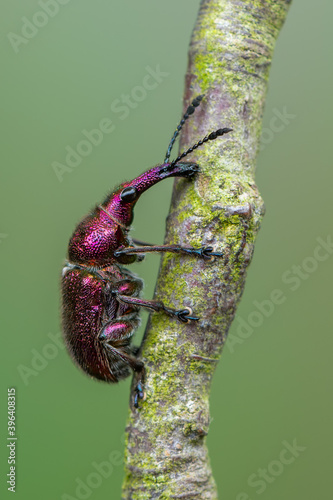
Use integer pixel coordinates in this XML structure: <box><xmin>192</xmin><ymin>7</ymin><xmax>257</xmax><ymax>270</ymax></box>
<box><xmin>120</xmin><ymin>187</ymin><xmax>137</xmax><ymax>202</ymax></box>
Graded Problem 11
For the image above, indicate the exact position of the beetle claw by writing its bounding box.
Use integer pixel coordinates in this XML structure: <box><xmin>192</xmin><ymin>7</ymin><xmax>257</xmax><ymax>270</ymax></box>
<box><xmin>176</xmin><ymin>308</ymin><xmax>199</xmax><ymax>323</ymax></box>
<box><xmin>134</xmin><ymin>380</ymin><xmax>146</xmax><ymax>408</ymax></box>
<box><xmin>200</xmin><ymin>246</ymin><xmax>223</xmax><ymax>260</ymax></box>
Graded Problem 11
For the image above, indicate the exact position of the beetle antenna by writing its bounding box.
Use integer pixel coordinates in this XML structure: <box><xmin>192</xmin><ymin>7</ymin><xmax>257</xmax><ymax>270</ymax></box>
<box><xmin>164</xmin><ymin>95</ymin><xmax>204</xmax><ymax>163</ymax></box>
<box><xmin>170</xmin><ymin>127</ymin><xmax>233</xmax><ymax>167</ymax></box>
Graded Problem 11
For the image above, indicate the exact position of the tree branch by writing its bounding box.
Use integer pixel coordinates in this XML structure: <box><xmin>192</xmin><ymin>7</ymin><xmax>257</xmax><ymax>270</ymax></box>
<box><xmin>122</xmin><ymin>0</ymin><xmax>291</xmax><ymax>498</ymax></box>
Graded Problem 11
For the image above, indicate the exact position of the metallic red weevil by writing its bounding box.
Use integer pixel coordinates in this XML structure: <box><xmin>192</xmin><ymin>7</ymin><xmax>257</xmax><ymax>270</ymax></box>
<box><xmin>61</xmin><ymin>95</ymin><xmax>232</xmax><ymax>407</ymax></box>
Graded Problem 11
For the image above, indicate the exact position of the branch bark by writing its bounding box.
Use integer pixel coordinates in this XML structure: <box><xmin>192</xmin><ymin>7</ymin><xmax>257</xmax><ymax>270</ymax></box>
<box><xmin>122</xmin><ymin>0</ymin><xmax>291</xmax><ymax>498</ymax></box>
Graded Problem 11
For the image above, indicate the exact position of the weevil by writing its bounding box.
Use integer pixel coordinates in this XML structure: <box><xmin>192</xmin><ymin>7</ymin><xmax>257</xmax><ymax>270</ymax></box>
<box><xmin>61</xmin><ymin>95</ymin><xmax>232</xmax><ymax>407</ymax></box>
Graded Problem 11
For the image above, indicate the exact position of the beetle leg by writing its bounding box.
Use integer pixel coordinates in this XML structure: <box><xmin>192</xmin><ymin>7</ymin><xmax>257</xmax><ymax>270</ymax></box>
<box><xmin>131</xmin><ymin>238</ymin><xmax>154</xmax><ymax>246</ymax></box>
<box><xmin>133</xmin><ymin>379</ymin><xmax>145</xmax><ymax>409</ymax></box>
<box><xmin>105</xmin><ymin>344</ymin><xmax>146</xmax><ymax>408</ymax></box>
<box><xmin>103</xmin><ymin>342</ymin><xmax>144</xmax><ymax>374</ymax></box>
<box><xmin>99</xmin><ymin>320</ymin><xmax>146</xmax><ymax>408</ymax></box>
<box><xmin>117</xmin><ymin>295</ymin><xmax>199</xmax><ymax>322</ymax></box>
<box><xmin>114</xmin><ymin>245</ymin><xmax>222</xmax><ymax>261</ymax></box>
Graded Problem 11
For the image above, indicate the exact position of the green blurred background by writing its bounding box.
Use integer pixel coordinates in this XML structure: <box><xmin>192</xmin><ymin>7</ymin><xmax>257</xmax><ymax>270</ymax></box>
<box><xmin>1</xmin><ymin>1</ymin><xmax>332</xmax><ymax>498</ymax></box>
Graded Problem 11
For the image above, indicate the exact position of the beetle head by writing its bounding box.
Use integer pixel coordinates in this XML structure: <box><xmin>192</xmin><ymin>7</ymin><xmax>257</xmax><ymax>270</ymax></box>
<box><xmin>102</xmin><ymin>161</ymin><xmax>200</xmax><ymax>228</ymax></box>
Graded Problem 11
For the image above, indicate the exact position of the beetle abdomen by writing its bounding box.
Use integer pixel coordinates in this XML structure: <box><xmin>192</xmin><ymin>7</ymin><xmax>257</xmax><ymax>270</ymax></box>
<box><xmin>61</xmin><ymin>265</ymin><xmax>140</xmax><ymax>382</ymax></box>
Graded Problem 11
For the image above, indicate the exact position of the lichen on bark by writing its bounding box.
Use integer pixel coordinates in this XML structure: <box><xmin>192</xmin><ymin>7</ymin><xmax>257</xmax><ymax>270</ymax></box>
<box><xmin>122</xmin><ymin>1</ymin><xmax>291</xmax><ymax>498</ymax></box>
